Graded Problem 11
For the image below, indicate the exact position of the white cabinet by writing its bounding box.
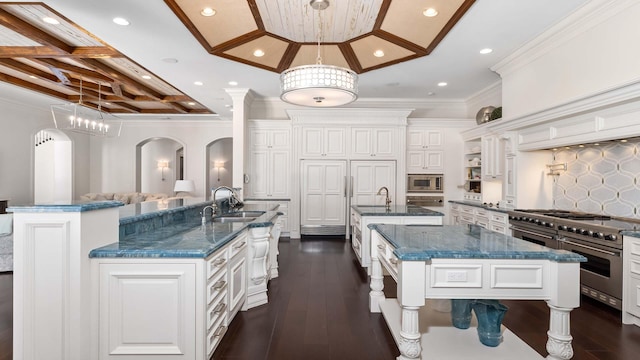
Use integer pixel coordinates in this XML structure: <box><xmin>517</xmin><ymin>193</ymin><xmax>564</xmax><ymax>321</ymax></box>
<box><xmin>623</xmin><ymin>235</ymin><xmax>640</xmax><ymax>327</ymax></box>
<box><xmin>407</xmin><ymin>129</ymin><xmax>442</xmax><ymax>150</ymax></box>
<box><xmin>406</xmin><ymin>150</ymin><xmax>443</xmax><ymax>173</ymax></box>
<box><xmin>300</xmin><ymin>160</ymin><xmax>347</xmax><ymax>229</ymax></box>
<box><xmin>482</xmin><ymin>135</ymin><xmax>504</xmax><ymax>179</ymax></box>
<box><xmin>448</xmin><ymin>203</ymin><xmax>510</xmax><ymax>235</ymax></box>
<box><xmin>301</xmin><ymin>127</ymin><xmax>347</xmax><ymax>158</ymax></box>
<box><xmin>350</xmin><ymin>127</ymin><xmax>396</xmax><ymax>158</ymax></box>
<box><xmin>503</xmin><ymin>155</ymin><xmax>516</xmax><ymax>208</ymax></box>
<box><xmin>97</xmin><ymin>234</ymin><xmax>248</xmax><ymax>360</ymax></box>
<box><xmin>248</xmin><ymin>125</ymin><xmax>291</xmax><ymax>198</ymax></box>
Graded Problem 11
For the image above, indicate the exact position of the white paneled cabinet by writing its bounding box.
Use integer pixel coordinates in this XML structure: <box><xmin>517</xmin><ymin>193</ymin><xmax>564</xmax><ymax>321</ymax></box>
<box><xmin>247</xmin><ymin>124</ymin><xmax>291</xmax><ymax>198</ymax></box>
<box><xmin>301</xmin><ymin>127</ymin><xmax>347</xmax><ymax>158</ymax></box>
<box><xmin>482</xmin><ymin>135</ymin><xmax>504</xmax><ymax>179</ymax></box>
<box><xmin>449</xmin><ymin>202</ymin><xmax>510</xmax><ymax>235</ymax></box>
<box><xmin>407</xmin><ymin>150</ymin><xmax>443</xmax><ymax>173</ymax></box>
<box><xmin>350</xmin><ymin>127</ymin><xmax>396</xmax><ymax>158</ymax></box>
<box><xmin>300</xmin><ymin>160</ymin><xmax>347</xmax><ymax>228</ymax></box>
<box><xmin>407</xmin><ymin>129</ymin><xmax>442</xmax><ymax>149</ymax></box>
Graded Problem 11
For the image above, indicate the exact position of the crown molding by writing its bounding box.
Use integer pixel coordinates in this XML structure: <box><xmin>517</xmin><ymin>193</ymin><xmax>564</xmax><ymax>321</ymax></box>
<box><xmin>287</xmin><ymin>108</ymin><xmax>413</xmax><ymax>126</ymax></box>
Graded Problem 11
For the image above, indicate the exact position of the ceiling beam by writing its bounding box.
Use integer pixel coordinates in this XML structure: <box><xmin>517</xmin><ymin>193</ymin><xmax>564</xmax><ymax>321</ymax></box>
<box><xmin>0</xmin><ymin>46</ymin><xmax>121</xmax><ymax>58</ymax></box>
<box><xmin>0</xmin><ymin>9</ymin><xmax>74</xmax><ymax>54</ymax></box>
<box><xmin>34</xmin><ymin>58</ymin><xmax>113</xmax><ymax>83</ymax></box>
<box><xmin>0</xmin><ymin>72</ymin><xmax>69</xmax><ymax>99</ymax></box>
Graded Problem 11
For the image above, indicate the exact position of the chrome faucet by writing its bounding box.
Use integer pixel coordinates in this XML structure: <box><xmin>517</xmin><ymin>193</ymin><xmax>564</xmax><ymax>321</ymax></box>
<box><xmin>200</xmin><ymin>205</ymin><xmax>215</xmax><ymax>225</ymax></box>
<box><xmin>212</xmin><ymin>186</ymin><xmax>240</xmax><ymax>214</ymax></box>
<box><xmin>377</xmin><ymin>186</ymin><xmax>392</xmax><ymax>209</ymax></box>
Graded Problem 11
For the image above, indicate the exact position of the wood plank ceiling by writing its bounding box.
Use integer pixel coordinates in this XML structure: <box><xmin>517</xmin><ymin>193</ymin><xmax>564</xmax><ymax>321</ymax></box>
<box><xmin>165</xmin><ymin>0</ymin><xmax>475</xmax><ymax>74</ymax></box>
<box><xmin>0</xmin><ymin>3</ymin><xmax>212</xmax><ymax>115</ymax></box>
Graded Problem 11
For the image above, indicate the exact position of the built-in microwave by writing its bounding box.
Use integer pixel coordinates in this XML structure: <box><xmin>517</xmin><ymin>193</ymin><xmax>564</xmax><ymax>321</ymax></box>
<box><xmin>407</xmin><ymin>174</ymin><xmax>443</xmax><ymax>193</ymax></box>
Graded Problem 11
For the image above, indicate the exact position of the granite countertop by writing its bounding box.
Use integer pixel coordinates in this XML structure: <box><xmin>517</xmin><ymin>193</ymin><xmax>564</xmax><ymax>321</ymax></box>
<box><xmin>369</xmin><ymin>224</ymin><xmax>586</xmax><ymax>263</ymax></box>
<box><xmin>448</xmin><ymin>200</ymin><xmax>510</xmax><ymax>213</ymax></box>
<box><xmin>352</xmin><ymin>205</ymin><xmax>444</xmax><ymax>217</ymax></box>
<box><xmin>119</xmin><ymin>197</ymin><xmax>211</xmax><ymax>221</ymax></box>
<box><xmin>90</xmin><ymin>209</ymin><xmax>280</xmax><ymax>259</ymax></box>
<box><xmin>7</xmin><ymin>200</ymin><xmax>123</xmax><ymax>213</ymax></box>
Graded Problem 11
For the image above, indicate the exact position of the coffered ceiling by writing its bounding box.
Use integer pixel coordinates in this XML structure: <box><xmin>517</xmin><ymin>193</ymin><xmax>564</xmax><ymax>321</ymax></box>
<box><xmin>0</xmin><ymin>0</ymin><xmax>591</xmax><ymax>119</ymax></box>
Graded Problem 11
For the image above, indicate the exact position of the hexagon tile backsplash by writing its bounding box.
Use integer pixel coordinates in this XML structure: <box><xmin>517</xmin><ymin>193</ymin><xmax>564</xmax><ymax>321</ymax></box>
<box><xmin>552</xmin><ymin>140</ymin><xmax>640</xmax><ymax>219</ymax></box>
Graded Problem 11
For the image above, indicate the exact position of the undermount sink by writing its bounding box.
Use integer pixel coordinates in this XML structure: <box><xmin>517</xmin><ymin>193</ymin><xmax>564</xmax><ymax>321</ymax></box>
<box><xmin>211</xmin><ymin>210</ymin><xmax>265</xmax><ymax>223</ymax></box>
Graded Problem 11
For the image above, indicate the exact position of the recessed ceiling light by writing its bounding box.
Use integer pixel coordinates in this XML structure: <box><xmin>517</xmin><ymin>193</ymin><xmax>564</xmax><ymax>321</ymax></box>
<box><xmin>565</xmin><ymin>146</ymin><xmax>571</xmax><ymax>149</ymax></box>
<box><xmin>104</xmin><ymin>102</ymin><xmax>111</xmax><ymax>105</ymax></box>
<box><xmin>42</xmin><ymin>17</ymin><xmax>59</xmax><ymax>25</ymax></box>
<box><xmin>578</xmin><ymin>144</ymin><xmax>584</xmax><ymax>148</ymax></box>
<box><xmin>194</xmin><ymin>81</ymin><xmax>203</xmax><ymax>86</ymax></box>
<box><xmin>427</xmin><ymin>92</ymin><xmax>435</xmax><ymax>96</ymax></box>
<box><xmin>228</xmin><ymin>81</ymin><xmax>238</xmax><ymax>86</ymax></box>
<box><xmin>253</xmin><ymin>49</ymin><xmax>265</xmax><ymax>57</ymax></box>
<box><xmin>188</xmin><ymin>102</ymin><xmax>196</xmax><ymax>106</ymax></box>
<box><xmin>423</xmin><ymin>8</ymin><xmax>438</xmax><ymax>17</ymax></box>
<box><xmin>162</xmin><ymin>58</ymin><xmax>178</xmax><ymax>63</ymax></box>
<box><xmin>552</xmin><ymin>148</ymin><xmax>558</xmax><ymax>151</ymax></box>
<box><xmin>620</xmin><ymin>139</ymin><xmax>628</xmax><ymax>142</ymax></box>
<box><xmin>201</xmin><ymin>7</ymin><xmax>216</xmax><ymax>16</ymax></box>
<box><xmin>29</xmin><ymin>75</ymin><xmax>37</xmax><ymax>79</ymax></box>
<box><xmin>373</xmin><ymin>50</ymin><xmax>385</xmax><ymax>57</ymax></box>
<box><xmin>480</xmin><ymin>48</ymin><xmax>493</xmax><ymax>54</ymax></box>
<box><xmin>437</xmin><ymin>82</ymin><xmax>447</xmax><ymax>87</ymax></box>
<box><xmin>141</xmin><ymin>75</ymin><xmax>151</xmax><ymax>80</ymax></box>
<box><xmin>594</xmin><ymin>143</ymin><xmax>600</xmax><ymax>146</ymax></box>
<box><xmin>112</xmin><ymin>17</ymin><xmax>130</xmax><ymax>26</ymax></box>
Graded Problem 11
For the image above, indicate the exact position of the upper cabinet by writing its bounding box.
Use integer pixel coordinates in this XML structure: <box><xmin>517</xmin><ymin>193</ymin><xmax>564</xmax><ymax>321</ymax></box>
<box><xmin>350</xmin><ymin>127</ymin><xmax>397</xmax><ymax>159</ymax></box>
<box><xmin>247</xmin><ymin>122</ymin><xmax>291</xmax><ymax>199</ymax></box>
<box><xmin>406</xmin><ymin>129</ymin><xmax>443</xmax><ymax>173</ymax></box>
<box><xmin>481</xmin><ymin>134</ymin><xmax>504</xmax><ymax>179</ymax></box>
<box><xmin>301</xmin><ymin>127</ymin><xmax>347</xmax><ymax>158</ymax></box>
<box><xmin>407</xmin><ymin>129</ymin><xmax>443</xmax><ymax>150</ymax></box>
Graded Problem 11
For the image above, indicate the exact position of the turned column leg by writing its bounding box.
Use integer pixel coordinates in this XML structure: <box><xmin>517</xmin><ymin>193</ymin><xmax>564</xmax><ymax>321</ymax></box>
<box><xmin>398</xmin><ymin>306</ymin><xmax>421</xmax><ymax>360</ymax></box>
<box><xmin>369</xmin><ymin>255</ymin><xmax>385</xmax><ymax>312</ymax></box>
<box><xmin>545</xmin><ymin>302</ymin><xmax>575</xmax><ymax>360</ymax></box>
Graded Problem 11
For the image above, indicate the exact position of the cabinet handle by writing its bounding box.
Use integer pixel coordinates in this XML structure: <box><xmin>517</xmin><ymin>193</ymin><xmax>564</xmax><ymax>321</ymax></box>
<box><xmin>213</xmin><ymin>258</ymin><xmax>226</xmax><ymax>267</ymax></box>
<box><xmin>233</xmin><ymin>241</ymin><xmax>246</xmax><ymax>249</ymax></box>
<box><xmin>350</xmin><ymin>176</ymin><xmax>354</xmax><ymax>197</ymax></box>
<box><xmin>377</xmin><ymin>244</ymin><xmax>385</xmax><ymax>250</ymax></box>
<box><xmin>213</xmin><ymin>280</ymin><xmax>226</xmax><ymax>291</ymax></box>
<box><xmin>214</xmin><ymin>325</ymin><xmax>227</xmax><ymax>338</ymax></box>
<box><xmin>214</xmin><ymin>302</ymin><xmax>227</xmax><ymax>314</ymax></box>
<box><xmin>343</xmin><ymin>176</ymin><xmax>347</xmax><ymax>197</ymax></box>
<box><xmin>389</xmin><ymin>258</ymin><xmax>398</xmax><ymax>265</ymax></box>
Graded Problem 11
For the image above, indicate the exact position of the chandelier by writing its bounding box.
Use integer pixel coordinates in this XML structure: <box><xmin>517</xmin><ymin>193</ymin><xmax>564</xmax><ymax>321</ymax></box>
<box><xmin>280</xmin><ymin>0</ymin><xmax>358</xmax><ymax>107</ymax></box>
<box><xmin>51</xmin><ymin>79</ymin><xmax>122</xmax><ymax>137</ymax></box>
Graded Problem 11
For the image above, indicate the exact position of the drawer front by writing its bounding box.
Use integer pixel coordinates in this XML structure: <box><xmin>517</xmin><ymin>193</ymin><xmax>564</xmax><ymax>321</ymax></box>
<box><xmin>207</xmin><ymin>313</ymin><xmax>227</xmax><ymax>356</ymax></box>
<box><xmin>475</xmin><ymin>208</ymin><xmax>488</xmax><ymax>217</ymax></box>
<box><xmin>431</xmin><ymin>264</ymin><xmax>482</xmax><ymax>288</ymax></box>
<box><xmin>230</xmin><ymin>234</ymin><xmax>248</xmax><ymax>259</ymax></box>
<box><xmin>490</xmin><ymin>212</ymin><xmax>508</xmax><ymax>224</ymax></box>
<box><xmin>475</xmin><ymin>216</ymin><xmax>490</xmax><ymax>229</ymax></box>
<box><xmin>450</xmin><ymin>203</ymin><xmax>459</xmax><ymax>211</ymax></box>
<box><xmin>207</xmin><ymin>249</ymin><xmax>228</xmax><ymax>281</ymax></box>
<box><xmin>207</xmin><ymin>289</ymin><xmax>228</xmax><ymax>331</ymax></box>
<box><xmin>490</xmin><ymin>223</ymin><xmax>507</xmax><ymax>234</ymax></box>
<box><xmin>460</xmin><ymin>206</ymin><xmax>474</xmax><ymax>215</ymax></box>
<box><xmin>207</xmin><ymin>269</ymin><xmax>228</xmax><ymax>305</ymax></box>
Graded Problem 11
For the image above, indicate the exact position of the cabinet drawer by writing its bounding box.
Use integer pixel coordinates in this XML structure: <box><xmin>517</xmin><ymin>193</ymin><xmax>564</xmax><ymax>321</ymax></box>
<box><xmin>490</xmin><ymin>213</ymin><xmax>508</xmax><ymax>224</ymax></box>
<box><xmin>461</xmin><ymin>206</ymin><xmax>474</xmax><ymax>215</ymax></box>
<box><xmin>207</xmin><ymin>313</ymin><xmax>227</xmax><ymax>356</ymax></box>
<box><xmin>475</xmin><ymin>208</ymin><xmax>489</xmax><ymax>217</ymax></box>
<box><xmin>207</xmin><ymin>289</ymin><xmax>228</xmax><ymax>331</ymax></box>
<box><xmin>207</xmin><ymin>269</ymin><xmax>227</xmax><ymax>305</ymax></box>
<box><xmin>230</xmin><ymin>235</ymin><xmax>248</xmax><ymax>259</ymax></box>
<box><xmin>490</xmin><ymin>223</ymin><xmax>507</xmax><ymax>234</ymax></box>
<box><xmin>450</xmin><ymin>203</ymin><xmax>459</xmax><ymax>211</ymax></box>
<box><xmin>207</xmin><ymin>250</ymin><xmax>228</xmax><ymax>280</ymax></box>
<box><xmin>376</xmin><ymin>238</ymin><xmax>398</xmax><ymax>281</ymax></box>
<box><xmin>475</xmin><ymin>217</ymin><xmax>489</xmax><ymax>229</ymax></box>
<box><xmin>460</xmin><ymin>214</ymin><xmax>474</xmax><ymax>223</ymax></box>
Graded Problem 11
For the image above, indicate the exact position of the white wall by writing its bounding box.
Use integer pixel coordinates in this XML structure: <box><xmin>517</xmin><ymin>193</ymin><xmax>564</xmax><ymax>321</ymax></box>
<box><xmin>140</xmin><ymin>138</ymin><xmax>183</xmax><ymax>195</ymax></box>
<box><xmin>0</xmin><ymin>89</ymin><xmax>91</xmax><ymax>205</ymax></box>
<box><xmin>207</xmin><ymin>138</ymin><xmax>233</xmax><ymax>191</ymax></box>
<box><xmin>90</xmin><ymin>120</ymin><xmax>232</xmax><ymax>198</ymax></box>
<box><xmin>495</xmin><ymin>0</ymin><xmax>640</xmax><ymax>119</ymax></box>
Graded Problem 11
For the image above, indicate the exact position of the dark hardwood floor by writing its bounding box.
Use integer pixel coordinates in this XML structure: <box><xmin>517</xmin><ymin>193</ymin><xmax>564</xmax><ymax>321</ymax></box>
<box><xmin>1</xmin><ymin>237</ymin><xmax>639</xmax><ymax>360</ymax></box>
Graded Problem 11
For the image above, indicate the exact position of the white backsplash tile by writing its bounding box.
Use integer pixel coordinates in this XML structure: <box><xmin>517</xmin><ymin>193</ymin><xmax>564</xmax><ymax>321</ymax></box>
<box><xmin>552</xmin><ymin>140</ymin><xmax>640</xmax><ymax>219</ymax></box>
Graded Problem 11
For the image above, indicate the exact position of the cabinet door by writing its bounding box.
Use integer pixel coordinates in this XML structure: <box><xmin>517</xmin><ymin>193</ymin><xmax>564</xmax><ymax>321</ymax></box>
<box><xmin>407</xmin><ymin>129</ymin><xmax>442</xmax><ymax>149</ymax></box>
<box><xmin>350</xmin><ymin>160</ymin><xmax>396</xmax><ymax>206</ymax></box>
<box><xmin>248</xmin><ymin>150</ymin><xmax>269</xmax><ymax>197</ymax></box>
<box><xmin>324</xmin><ymin>127</ymin><xmax>346</xmax><ymax>157</ymax></box>
<box><xmin>424</xmin><ymin>151</ymin><xmax>443</xmax><ymax>171</ymax></box>
<box><xmin>301</xmin><ymin>128</ymin><xmax>324</xmax><ymax>157</ymax></box>
<box><xmin>406</xmin><ymin>151</ymin><xmax>425</xmax><ymax>173</ymax></box>
<box><xmin>250</xmin><ymin>129</ymin><xmax>269</xmax><ymax>149</ymax></box>
<box><xmin>269</xmin><ymin>150</ymin><xmax>290</xmax><ymax>197</ymax></box>
<box><xmin>503</xmin><ymin>155</ymin><xmax>516</xmax><ymax>206</ymax></box>
<box><xmin>300</xmin><ymin>160</ymin><xmax>347</xmax><ymax>226</ymax></box>
<box><xmin>228</xmin><ymin>252</ymin><xmax>246</xmax><ymax>320</ymax></box>
<box><xmin>269</xmin><ymin>129</ymin><xmax>290</xmax><ymax>150</ymax></box>
<box><xmin>351</xmin><ymin>128</ymin><xmax>373</xmax><ymax>157</ymax></box>
<box><xmin>482</xmin><ymin>135</ymin><xmax>504</xmax><ymax>179</ymax></box>
<box><xmin>373</xmin><ymin>128</ymin><xmax>395</xmax><ymax>157</ymax></box>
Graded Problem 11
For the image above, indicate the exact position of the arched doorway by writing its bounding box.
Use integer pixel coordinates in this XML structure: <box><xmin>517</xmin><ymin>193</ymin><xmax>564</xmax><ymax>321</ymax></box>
<box><xmin>135</xmin><ymin>137</ymin><xmax>184</xmax><ymax>195</ymax></box>
<box><xmin>206</xmin><ymin>138</ymin><xmax>232</xmax><ymax>199</ymax></box>
<box><xmin>33</xmin><ymin>129</ymin><xmax>72</xmax><ymax>203</ymax></box>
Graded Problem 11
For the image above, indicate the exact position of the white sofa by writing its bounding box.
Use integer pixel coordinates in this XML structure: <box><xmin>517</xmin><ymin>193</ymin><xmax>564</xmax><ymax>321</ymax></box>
<box><xmin>0</xmin><ymin>213</ymin><xmax>13</xmax><ymax>272</ymax></box>
<box><xmin>80</xmin><ymin>192</ymin><xmax>168</xmax><ymax>205</ymax></box>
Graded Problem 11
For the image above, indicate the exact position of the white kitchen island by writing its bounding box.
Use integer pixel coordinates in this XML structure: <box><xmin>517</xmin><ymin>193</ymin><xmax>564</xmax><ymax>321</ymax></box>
<box><xmin>350</xmin><ymin>205</ymin><xmax>443</xmax><ymax>274</ymax></box>
<box><xmin>368</xmin><ymin>224</ymin><xmax>586</xmax><ymax>360</ymax></box>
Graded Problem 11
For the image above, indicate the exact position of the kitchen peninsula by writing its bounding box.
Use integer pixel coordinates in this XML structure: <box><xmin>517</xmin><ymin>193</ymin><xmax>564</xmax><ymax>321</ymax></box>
<box><xmin>368</xmin><ymin>224</ymin><xmax>586</xmax><ymax>360</ymax></box>
<box><xmin>10</xmin><ymin>198</ymin><xmax>281</xmax><ymax>360</ymax></box>
<box><xmin>350</xmin><ymin>205</ymin><xmax>444</xmax><ymax>273</ymax></box>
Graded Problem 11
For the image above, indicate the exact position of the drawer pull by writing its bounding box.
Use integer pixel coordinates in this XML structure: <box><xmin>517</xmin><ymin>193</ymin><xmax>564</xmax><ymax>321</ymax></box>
<box><xmin>214</xmin><ymin>302</ymin><xmax>227</xmax><ymax>314</ymax></box>
<box><xmin>213</xmin><ymin>280</ymin><xmax>226</xmax><ymax>291</ymax></box>
<box><xmin>389</xmin><ymin>258</ymin><xmax>398</xmax><ymax>265</ymax></box>
<box><xmin>233</xmin><ymin>241</ymin><xmax>246</xmax><ymax>249</ymax></box>
<box><xmin>214</xmin><ymin>325</ymin><xmax>226</xmax><ymax>338</ymax></box>
<box><xmin>212</xmin><ymin>258</ymin><xmax>226</xmax><ymax>267</ymax></box>
<box><xmin>377</xmin><ymin>244</ymin><xmax>385</xmax><ymax>250</ymax></box>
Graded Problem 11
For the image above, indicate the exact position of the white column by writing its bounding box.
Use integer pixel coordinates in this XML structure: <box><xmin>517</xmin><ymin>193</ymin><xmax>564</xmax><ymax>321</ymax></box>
<box><xmin>224</xmin><ymin>88</ymin><xmax>254</xmax><ymax>199</ymax></box>
<box><xmin>369</xmin><ymin>230</ymin><xmax>385</xmax><ymax>312</ymax></box>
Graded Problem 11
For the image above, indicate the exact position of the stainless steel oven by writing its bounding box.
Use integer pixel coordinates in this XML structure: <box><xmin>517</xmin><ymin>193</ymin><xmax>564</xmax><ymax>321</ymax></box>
<box><xmin>511</xmin><ymin>225</ymin><xmax>558</xmax><ymax>249</ymax></box>
<box><xmin>406</xmin><ymin>195</ymin><xmax>444</xmax><ymax>207</ymax></box>
<box><xmin>407</xmin><ymin>174</ymin><xmax>443</xmax><ymax>193</ymax></box>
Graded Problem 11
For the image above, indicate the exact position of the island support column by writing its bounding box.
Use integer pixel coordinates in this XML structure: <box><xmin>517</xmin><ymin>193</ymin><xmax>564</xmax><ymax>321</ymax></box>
<box><xmin>244</xmin><ymin>225</ymin><xmax>271</xmax><ymax>310</ymax></box>
<box><xmin>545</xmin><ymin>261</ymin><xmax>580</xmax><ymax>360</ymax></box>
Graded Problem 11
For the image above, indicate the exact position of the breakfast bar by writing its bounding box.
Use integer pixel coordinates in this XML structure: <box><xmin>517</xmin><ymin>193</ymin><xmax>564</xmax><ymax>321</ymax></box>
<box><xmin>368</xmin><ymin>224</ymin><xmax>586</xmax><ymax>360</ymax></box>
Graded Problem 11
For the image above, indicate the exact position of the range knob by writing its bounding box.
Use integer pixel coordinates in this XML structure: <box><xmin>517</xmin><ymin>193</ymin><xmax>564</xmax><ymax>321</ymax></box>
<box><xmin>534</xmin><ymin>219</ymin><xmax>541</xmax><ymax>225</ymax></box>
<box><xmin>528</xmin><ymin>218</ymin><xmax>536</xmax><ymax>223</ymax></box>
<box><xmin>558</xmin><ymin>225</ymin><xmax>568</xmax><ymax>231</ymax></box>
<box><xmin>587</xmin><ymin>230</ymin><xmax>594</xmax><ymax>237</ymax></box>
<box><xmin>547</xmin><ymin>222</ymin><xmax>554</xmax><ymax>228</ymax></box>
<box><xmin>579</xmin><ymin>229</ymin><xmax>589</xmax><ymax>235</ymax></box>
<box><xmin>594</xmin><ymin>232</ymin><xmax>604</xmax><ymax>239</ymax></box>
<box><xmin>540</xmin><ymin>221</ymin><xmax>547</xmax><ymax>226</ymax></box>
<box><xmin>604</xmin><ymin>234</ymin><xmax>618</xmax><ymax>241</ymax></box>
<box><xmin>569</xmin><ymin>227</ymin><xmax>577</xmax><ymax>233</ymax></box>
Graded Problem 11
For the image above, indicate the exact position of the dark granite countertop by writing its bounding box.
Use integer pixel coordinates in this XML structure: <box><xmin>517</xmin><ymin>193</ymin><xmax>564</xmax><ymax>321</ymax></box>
<box><xmin>369</xmin><ymin>223</ymin><xmax>586</xmax><ymax>263</ymax></box>
<box><xmin>352</xmin><ymin>205</ymin><xmax>444</xmax><ymax>217</ymax></box>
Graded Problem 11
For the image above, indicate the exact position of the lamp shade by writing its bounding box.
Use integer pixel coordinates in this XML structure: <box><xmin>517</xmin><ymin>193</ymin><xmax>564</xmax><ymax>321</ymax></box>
<box><xmin>174</xmin><ymin>180</ymin><xmax>195</xmax><ymax>192</ymax></box>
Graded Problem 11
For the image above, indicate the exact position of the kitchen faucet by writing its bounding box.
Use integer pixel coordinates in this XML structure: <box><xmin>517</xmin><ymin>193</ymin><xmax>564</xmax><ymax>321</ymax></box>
<box><xmin>377</xmin><ymin>186</ymin><xmax>392</xmax><ymax>209</ymax></box>
<box><xmin>200</xmin><ymin>205</ymin><xmax>215</xmax><ymax>225</ymax></box>
<box><xmin>212</xmin><ymin>186</ymin><xmax>240</xmax><ymax>215</ymax></box>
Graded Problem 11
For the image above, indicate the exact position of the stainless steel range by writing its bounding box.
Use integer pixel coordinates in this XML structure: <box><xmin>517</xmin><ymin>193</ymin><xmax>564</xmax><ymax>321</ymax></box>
<box><xmin>509</xmin><ymin>209</ymin><xmax>640</xmax><ymax>310</ymax></box>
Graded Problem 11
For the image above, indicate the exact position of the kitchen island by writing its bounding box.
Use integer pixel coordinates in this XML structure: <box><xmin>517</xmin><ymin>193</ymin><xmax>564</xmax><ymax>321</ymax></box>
<box><xmin>350</xmin><ymin>205</ymin><xmax>443</xmax><ymax>274</ymax></box>
<box><xmin>10</xmin><ymin>198</ymin><xmax>281</xmax><ymax>360</ymax></box>
<box><xmin>368</xmin><ymin>224</ymin><xmax>586</xmax><ymax>360</ymax></box>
